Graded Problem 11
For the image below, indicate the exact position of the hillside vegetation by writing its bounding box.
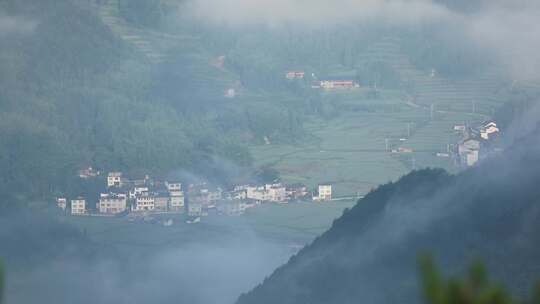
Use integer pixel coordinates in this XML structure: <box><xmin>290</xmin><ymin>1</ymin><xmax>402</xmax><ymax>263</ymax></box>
<box><xmin>0</xmin><ymin>0</ymin><xmax>302</xmax><ymax>204</ymax></box>
<box><xmin>0</xmin><ymin>0</ymin><xmax>531</xmax><ymax>204</ymax></box>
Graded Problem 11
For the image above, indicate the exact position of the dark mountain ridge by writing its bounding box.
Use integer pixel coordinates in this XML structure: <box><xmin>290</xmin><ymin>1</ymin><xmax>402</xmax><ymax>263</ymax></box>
<box><xmin>237</xmin><ymin>129</ymin><xmax>540</xmax><ymax>304</ymax></box>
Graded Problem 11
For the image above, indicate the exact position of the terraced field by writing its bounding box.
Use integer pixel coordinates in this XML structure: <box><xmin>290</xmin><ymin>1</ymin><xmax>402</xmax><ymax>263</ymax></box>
<box><xmin>95</xmin><ymin>0</ymin><xmax>237</xmax><ymax>99</ymax></box>
<box><xmin>91</xmin><ymin>5</ymin><xmax>509</xmax><ymax>198</ymax></box>
<box><xmin>97</xmin><ymin>0</ymin><xmax>193</xmax><ymax>64</ymax></box>
<box><xmin>251</xmin><ymin>38</ymin><xmax>509</xmax><ymax>197</ymax></box>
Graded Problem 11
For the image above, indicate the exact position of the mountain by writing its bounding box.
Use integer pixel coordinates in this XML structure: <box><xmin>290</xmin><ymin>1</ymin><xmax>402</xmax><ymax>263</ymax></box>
<box><xmin>236</xmin><ymin>129</ymin><xmax>540</xmax><ymax>304</ymax></box>
<box><xmin>0</xmin><ymin>0</ymin><xmax>514</xmax><ymax>205</ymax></box>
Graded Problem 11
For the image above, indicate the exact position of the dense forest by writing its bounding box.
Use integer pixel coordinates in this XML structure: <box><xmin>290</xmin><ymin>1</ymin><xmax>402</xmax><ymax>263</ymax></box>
<box><xmin>236</xmin><ymin>125</ymin><xmax>540</xmax><ymax>304</ymax></box>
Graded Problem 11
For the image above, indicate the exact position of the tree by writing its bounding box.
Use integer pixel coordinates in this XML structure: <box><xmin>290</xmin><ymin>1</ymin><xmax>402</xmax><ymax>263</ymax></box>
<box><xmin>0</xmin><ymin>259</ymin><xmax>4</xmax><ymax>304</ymax></box>
<box><xmin>419</xmin><ymin>256</ymin><xmax>540</xmax><ymax>304</ymax></box>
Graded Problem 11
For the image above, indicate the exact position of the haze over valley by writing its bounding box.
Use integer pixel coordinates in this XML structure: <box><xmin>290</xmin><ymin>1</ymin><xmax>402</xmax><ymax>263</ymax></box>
<box><xmin>1</xmin><ymin>1</ymin><xmax>540</xmax><ymax>304</ymax></box>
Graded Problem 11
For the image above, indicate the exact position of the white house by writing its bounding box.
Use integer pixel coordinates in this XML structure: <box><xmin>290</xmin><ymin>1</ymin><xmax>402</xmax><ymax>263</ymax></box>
<box><xmin>314</xmin><ymin>184</ymin><xmax>332</xmax><ymax>201</ymax></box>
<box><xmin>229</xmin><ymin>189</ymin><xmax>247</xmax><ymax>200</ymax></box>
<box><xmin>480</xmin><ymin>122</ymin><xmax>499</xmax><ymax>140</ymax></box>
<box><xmin>107</xmin><ymin>172</ymin><xmax>123</xmax><ymax>188</ymax></box>
<box><xmin>165</xmin><ymin>182</ymin><xmax>182</xmax><ymax>192</ymax></box>
<box><xmin>286</xmin><ymin>184</ymin><xmax>309</xmax><ymax>201</ymax></box>
<box><xmin>207</xmin><ymin>187</ymin><xmax>223</xmax><ymax>203</ymax></box>
<box><xmin>188</xmin><ymin>202</ymin><xmax>203</xmax><ymax>217</ymax></box>
<box><xmin>71</xmin><ymin>198</ymin><xmax>86</xmax><ymax>215</ymax></box>
<box><xmin>78</xmin><ymin>167</ymin><xmax>100</xmax><ymax>179</ymax></box>
<box><xmin>169</xmin><ymin>190</ymin><xmax>185</xmax><ymax>212</ymax></box>
<box><xmin>224</xmin><ymin>88</ymin><xmax>236</xmax><ymax>98</ymax></box>
<box><xmin>129</xmin><ymin>186</ymin><xmax>149</xmax><ymax>199</ymax></box>
<box><xmin>98</xmin><ymin>193</ymin><xmax>127</xmax><ymax>214</ymax></box>
<box><xmin>266</xmin><ymin>184</ymin><xmax>287</xmax><ymax>203</ymax></box>
<box><xmin>56</xmin><ymin>197</ymin><xmax>67</xmax><ymax>211</ymax></box>
<box><xmin>133</xmin><ymin>193</ymin><xmax>155</xmax><ymax>212</ymax></box>
<box><xmin>245</xmin><ymin>185</ymin><xmax>266</xmax><ymax>201</ymax></box>
<box><xmin>218</xmin><ymin>200</ymin><xmax>250</xmax><ymax>216</ymax></box>
<box><xmin>454</xmin><ymin>125</ymin><xmax>466</xmax><ymax>132</ymax></box>
<box><xmin>458</xmin><ymin>138</ymin><xmax>481</xmax><ymax>167</ymax></box>
<box><xmin>154</xmin><ymin>194</ymin><xmax>169</xmax><ymax>211</ymax></box>
<box><xmin>318</xmin><ymin>80</ymin><xmax>359</xmax><ymax>90</ymax></box>
<box><xmin>285</xmin><ymin>71</ymin><xmax>305</xmax><ymax>80</ymax></box>
<box><xmin>244</xmin><ymin>183</ymin><xmax>287</xmax><ymax>203</ymax></box>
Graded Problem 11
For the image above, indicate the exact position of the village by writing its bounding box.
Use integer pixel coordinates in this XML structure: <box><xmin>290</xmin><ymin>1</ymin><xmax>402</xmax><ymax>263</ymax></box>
<box><xmin>56</xmin><ymin>169</ymin><xmax>334</xmax><ymax>223</ymax></box>
<box><xmin>57</xmin><ymin>67</ymin><xmax>503</xmax><ymax>224</ymax></box>
<box><xmin>56</xmin><ymin>118</ymin><xmax>499</xmax><ymax>224</ymax></box>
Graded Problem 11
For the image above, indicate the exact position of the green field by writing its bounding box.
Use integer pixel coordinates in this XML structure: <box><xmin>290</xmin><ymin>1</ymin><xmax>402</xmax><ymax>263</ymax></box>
<box><xmin>250</xmin><ymin>86</ymin><xmax>503</xmax><ymax>197</ymax></box>
<box><xmin>62</xmin><ymin>201</ymin><xmax>356</xmax><ymax>253</ymax></box>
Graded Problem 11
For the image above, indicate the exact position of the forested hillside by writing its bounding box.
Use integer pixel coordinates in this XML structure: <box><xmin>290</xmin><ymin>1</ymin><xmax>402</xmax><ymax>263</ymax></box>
<box><xmin>237</xmin><ymin>127</ymin><xmax>540</xmax><ymax>304</ymax></box>
<box><xmin>0</xmin><ymin>0</ymin><xmax>515</xmax><ymax>206</ymax></box>
<box><xmin>0</xmin><ymin>0</ymin><xmax>259</xmax><ymax>205</ymax></box>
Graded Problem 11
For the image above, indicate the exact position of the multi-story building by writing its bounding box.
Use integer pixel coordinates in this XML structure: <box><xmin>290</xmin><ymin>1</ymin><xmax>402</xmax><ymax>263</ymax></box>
<box><xmin>169</xmin><ymin>191</ymin><xmax>185</xmax><ymax>212</ymax></box>
<box><xmin>458</xmin><ymin>138</ymin><xmax>481</xmax><ymax>167</ymax></box>
<box><xmin>165</xmin><ymin>182</ymin><xmax>182</xmax><ymax>192</ymax></box>
<box><xmin>480</xmin><ymin>122</ymin><xmax>499</xmax><ymax>140</ymax></box>
<box><xmin>246</xmin><ymin>185</ymin><xmax>270</xmax><ymax>201</ymax></box>
<box><xmin>154</xmin><ymin>193</ymin><xmax>169</xmax><ymax>211</ymax></box>
<box><xmin>217</xmin><ymin>200</ymin><xmax>245</xmax><ymax>216</ymax></box>
<box><xmin>129</xmin><ymin>186</ymin><xmax>149</xmax><ymax>199</ymax></box>
<box><xmin>188</xmin><ymin>202</ymin><xmax>203</xmax><ymax>217</ymax></box>
<box><xmin>107</xmin><ymin>172</ymin><xmax>123</xmax><ymax>188</ymax></box>
<box><xmin>266</xmin><ymin>184</ymin><xmax>287</xmax><ymax>203</ymax></box>
<box><xmin>314</xmin><ymin>184</ymin><xmax>332</xmax><ymax>201</ymax></box>
<box><xmin>56</xmin><ymin>197</ymin><xmax>67</xmax><ymax>211</ymax></box>
<box><xmin>245</xmin><ymin>183</ymin><xmax>287</xmax><ymax>202</ymax></box>
<box><xmin>70</xmin><ymin>198</ymin><xmax>86</xmax><ymax>215</ymax></box>
<box><xmin>286</xmin><ymin>184</ymin><xmax>309</xmax><ymax>201</ymax></box>
<box><xmin>133</xmin><ymin>193</ymin><xmax>155</xmax><ymax>212</ymax></box>
<box><xmin>98</xmin><ymin>193</ymin><xmax>127</xmax><ymax>214</ymax></box>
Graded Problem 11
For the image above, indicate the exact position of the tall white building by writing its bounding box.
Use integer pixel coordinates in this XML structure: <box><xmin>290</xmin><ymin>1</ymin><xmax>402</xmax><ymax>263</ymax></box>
<box><xmin>458</xmin><ymin>139</ymin><xmax>481</xmax><ymax>167</ymax></box>
<box><xmin>315</xmin><ymin>184</ymin><xmax>332</xmax><ymax>201</ymax></box>
<box><xmin>480</xmin><ymin>122</ymin><xmax>499</xmax><ymax>140</ymax></box>
<box><xmin>107</xmin><ymin>172</ymin><xmax>123</xmax><ymax>188</ymax></box>
<box><xmin>133</xmin><ymin>193</ymin><xmax>155</xmax><ymax>212</ymax></box>
<box><xmin>154</xmin><ymin>194</ymin><xmax>169</xmax><ymax>211</ymax></box>
<box><xmin>98</xmin><ymin>193</ymin><xmax>127</xmax><ymax>214</ymax></box>
<box><xmin>71</xmin><ymin>198</ymin><xmax>86</xmax><ymax>215</ymax></box>
<box><xmin>169</xmin><ymin>190</ymin><xmax>185</xmax><ymax>211</ymax></box>
<box><xmin>245</xmin><ymin>183</ymin><xmax>287</xmax><ymax>203</ymax></box>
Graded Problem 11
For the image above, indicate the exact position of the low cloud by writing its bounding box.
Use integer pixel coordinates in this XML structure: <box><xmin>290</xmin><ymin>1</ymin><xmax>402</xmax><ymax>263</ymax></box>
<box><xmin>5</xmin><ymin>223</ymin><xmax>291</xmax><ymax>304</ymax></box>
<box><xmin>183</xmin><ymin>0</ymin><xmax>454</xmax><ymax>28</ymax></box>
<box><xmin>0</xmin><ymin>14</ymin><xmax>36</xmax><ymax>36</ymax></box>
<box><xmin>466</xmin><ymin>2</ymin><xmax>540</xmax><ymax>82</ymax></box>
<box><xmin>182</xmin><ymin>0</ymin><xmax>540</xmax><ymax>83</ymax></box>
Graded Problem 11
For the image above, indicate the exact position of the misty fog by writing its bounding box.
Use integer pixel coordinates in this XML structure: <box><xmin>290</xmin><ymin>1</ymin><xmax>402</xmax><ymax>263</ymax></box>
<box><xmin>3</xmin><ymin>213</ymin><xmax>292</xmax><ymax>304</ymax></box>
<box><xmin>1</xmin><ymin>0</ymin><xmax>540</xmax><ymax>304</ymax></box>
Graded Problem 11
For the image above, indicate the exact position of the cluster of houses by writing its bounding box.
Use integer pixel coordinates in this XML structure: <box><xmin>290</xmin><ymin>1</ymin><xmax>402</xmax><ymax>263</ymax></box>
<box><xmin>57</xmin><ymin>171</ymin><xmax>334</xmax><ymax>220</ymax></box>
<box><xmin>58</xmin><ymin>172</ymin><xmax>187</xmax><ymax>217</ymax></box>
<box><xmin>285</xmin><ymin>70</ymin><xmax>360</xmax><ymax>90</ymax></box>
<box><xmin>455</xmin><ymin>121</ymin><xmax>501</xmax><ymax>167</ymax></box>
